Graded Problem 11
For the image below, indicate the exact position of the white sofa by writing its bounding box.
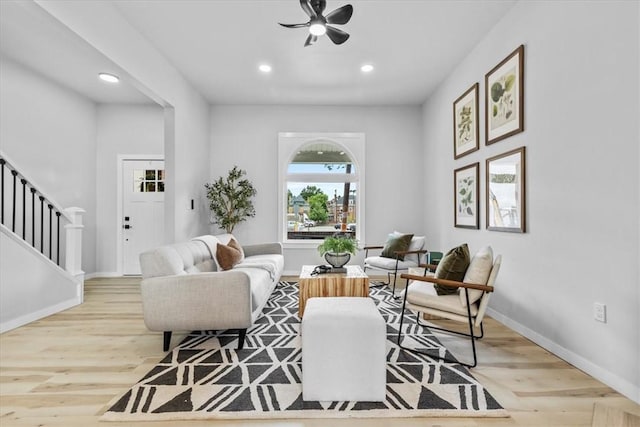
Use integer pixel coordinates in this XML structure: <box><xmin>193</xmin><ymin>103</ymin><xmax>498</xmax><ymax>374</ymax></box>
<box><xmin>139</xmin><ymin>233</ymin><xmax>284</xmax><ymax>351</ymax></box>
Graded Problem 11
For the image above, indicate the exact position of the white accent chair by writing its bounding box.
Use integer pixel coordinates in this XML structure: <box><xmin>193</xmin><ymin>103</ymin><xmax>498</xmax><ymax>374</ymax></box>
<box><xmin>363</xmin><ymin>232</ymin><xmax>428</xmax><ymax>295</ymax></box>
<box><xmin>397</xmin><ymin>246</ymin><xmax>501</xmax><ymax>368</ymax></box>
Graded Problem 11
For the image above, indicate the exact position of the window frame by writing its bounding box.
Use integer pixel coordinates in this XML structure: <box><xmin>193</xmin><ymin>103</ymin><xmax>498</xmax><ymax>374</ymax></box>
<box><xmin>278</xmin><ymin>132</ymin><xmax>365</xmax><ymax>249</ymax></box>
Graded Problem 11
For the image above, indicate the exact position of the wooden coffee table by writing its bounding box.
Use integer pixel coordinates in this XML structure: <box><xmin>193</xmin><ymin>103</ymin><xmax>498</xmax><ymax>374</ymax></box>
<box><xmin>298</xmin><ymin>265</ymin><xmax>370</xmax><ymax>317</ymax></box>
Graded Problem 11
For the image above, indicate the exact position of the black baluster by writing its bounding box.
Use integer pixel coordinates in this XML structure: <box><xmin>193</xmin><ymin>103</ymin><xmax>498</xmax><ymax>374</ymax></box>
<box><xmin>48</xmin><ymin>204</ymin><xmax>53</xmax><ymax>259</ymax></box>
<box><xmin>39</xmin><ymin>195</ymin><xmax>44</xmax><ymax>253</ymax></box>
<box><xmin>0</xmin><ymin>158</ymin><xmax>5</xmax><ymax>225</ymax></box>
<box><xmin>21</xmin><ymin>179</ymin><xmax>27</xmax><ymax>239</ymax></box>
<box><xmin>11</xmin><ymin>170</ymin><xmax>17</xmax><ymax>232</ymax></box>
<box><xmin>56</xmin><ymin>211</ymin><xmax>61</xmax><ymax>265</ymax></box>
<box><xmin>30</xmin><ymin>188</ymin><xmax>36</xmax><ymax>247</ymax></box>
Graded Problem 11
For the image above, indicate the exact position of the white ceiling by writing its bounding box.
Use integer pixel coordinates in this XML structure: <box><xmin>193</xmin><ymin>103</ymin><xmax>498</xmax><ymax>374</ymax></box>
<box><xmin>0</xmin><ymin>0</ymin><xmax>518</xmax><ymax>106</ymax></box>
<box><xmin>0</xmin><ymin>0</ymin><xmax>152</xmax><ymax>104</ymax></box>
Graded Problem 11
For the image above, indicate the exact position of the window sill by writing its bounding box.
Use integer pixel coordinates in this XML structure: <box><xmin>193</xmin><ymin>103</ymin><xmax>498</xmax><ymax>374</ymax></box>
<box><xmin>282</xmin><ymin>240</ymin><xmax>322</xmax><ymax>250</ymax></box>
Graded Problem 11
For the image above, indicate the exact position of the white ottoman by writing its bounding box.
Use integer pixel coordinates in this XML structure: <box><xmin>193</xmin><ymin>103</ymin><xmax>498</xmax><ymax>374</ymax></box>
<box><xmin>301</xmin><ymin>297</ymin><xmax>386</xmax><ymax>402</ymax></box>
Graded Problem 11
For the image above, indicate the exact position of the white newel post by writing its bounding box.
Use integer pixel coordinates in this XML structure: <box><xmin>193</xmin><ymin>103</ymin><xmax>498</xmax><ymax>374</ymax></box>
<box><xmin>64</xmin><ymin>207</ymin><xmax>85</xmax><ymax>302</ymax></box>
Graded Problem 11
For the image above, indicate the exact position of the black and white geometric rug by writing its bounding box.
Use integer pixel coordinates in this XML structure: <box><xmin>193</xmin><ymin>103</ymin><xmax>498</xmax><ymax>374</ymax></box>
<box><xmin>102</xmin><ymin>282</ymin><xmax>507</xmax><ymax>421</ymax></box>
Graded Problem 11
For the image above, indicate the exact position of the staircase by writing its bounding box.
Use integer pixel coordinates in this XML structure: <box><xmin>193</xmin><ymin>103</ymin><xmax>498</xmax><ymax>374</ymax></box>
<box><xmin>0</xmin><ymin>152</ymin><xmax>84</xmax><ymax>333</ymax></box>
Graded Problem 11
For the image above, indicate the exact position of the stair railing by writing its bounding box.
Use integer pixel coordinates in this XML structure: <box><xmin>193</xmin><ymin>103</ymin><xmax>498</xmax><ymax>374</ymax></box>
<box><xmin>0</xmin><ymin>154</ymin><xmax>84</xmax><ymax>279</ymax></box>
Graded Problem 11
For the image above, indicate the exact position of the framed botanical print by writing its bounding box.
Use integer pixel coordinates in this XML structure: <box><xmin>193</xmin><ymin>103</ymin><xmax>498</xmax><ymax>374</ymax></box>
<box><xmin>486</xmin><ymin>146</ymin><xmax>526</xmax><ymax>233</ymax></box>
<box><xmin>453</xmin><ymin>83</ymin><xmax>479</xmax><ymax>159</ymax></box>
<box><xmin>485</xmin><ymin>45</ymin><xmax>524</xmax><ymax>145</ymax></box>
<box><xmin>454</xmin><ymin>162</ymin><xmax>479</xmax><ymax>229</ymax></box>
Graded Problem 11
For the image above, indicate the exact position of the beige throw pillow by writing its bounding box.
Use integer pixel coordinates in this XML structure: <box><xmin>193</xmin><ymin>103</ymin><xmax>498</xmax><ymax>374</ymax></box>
<box><xmin>459</xmin><ymin>246</ymin><xmax>494</xmax><ymax>307</ymax></box>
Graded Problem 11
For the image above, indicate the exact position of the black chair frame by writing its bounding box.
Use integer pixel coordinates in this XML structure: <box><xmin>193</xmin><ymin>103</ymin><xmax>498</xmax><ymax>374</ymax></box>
<box><xmin>396</xmin><ymin>276</ymin><xmax>489</xmax><ymax>368</ymax></box>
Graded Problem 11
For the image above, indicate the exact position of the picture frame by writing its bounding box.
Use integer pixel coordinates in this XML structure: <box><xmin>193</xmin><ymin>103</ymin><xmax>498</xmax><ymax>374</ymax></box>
<box><xmin>485</xmin><ymin>45</ymin><xmax>524</xmax><ymax>145</ymax></box>
<box><xmin>454</xmin><ymin>162</ymin><xmax>480</xmax><ymax>229</ymax></box>
<box><xmin>453</xmin><ymin>83</ymin><xmax>479</xmax><ymax>159</ymax></box>
<box><xmin>486</xmin><ymin>146</ymin><xmax>526</xmax><ymax>233</ymax></box>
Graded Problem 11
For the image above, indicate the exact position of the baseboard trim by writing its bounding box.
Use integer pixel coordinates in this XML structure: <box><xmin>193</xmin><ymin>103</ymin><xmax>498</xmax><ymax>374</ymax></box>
<box><xmin>0</xmin><ymin>297</ymin><xmax>81</xmax><ymax>333</ymax></box>
<box><xmin>487</xmin><ymin>307</ymin><xmax>640</xmax><ymax>405</ymax></box>
<box><xmin>85</xmin><ymin>272</ymin><xmax>121</xmax><ymax>279</ymax></box>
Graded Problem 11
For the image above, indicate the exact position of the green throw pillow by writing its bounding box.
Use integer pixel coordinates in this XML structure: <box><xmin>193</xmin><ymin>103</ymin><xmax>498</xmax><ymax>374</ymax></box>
<box><xmin>434</xmin><ymin>243</ymin><xmax>470</xmax><ymax>295</ymax></box>
<box><xmin>381</xmin><ymin>233</ymin><xmax>414</xmax><ymax>261</ymax></box>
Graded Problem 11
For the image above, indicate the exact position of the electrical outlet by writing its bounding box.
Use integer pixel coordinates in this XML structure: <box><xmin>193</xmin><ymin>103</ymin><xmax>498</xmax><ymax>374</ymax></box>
<box><xmin>593</xmin><ymin>303</ymin><xmax>606</xmax><ymax>323</ymax></box>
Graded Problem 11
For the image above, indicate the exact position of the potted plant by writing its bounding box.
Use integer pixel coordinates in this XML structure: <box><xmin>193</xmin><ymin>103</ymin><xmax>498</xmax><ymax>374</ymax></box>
<box><xmin>317</xmin><ymin>234</ymin><xmax>358</xmax><ymax>269</ymax></box>
<box><xmin>205</xmin><ymin>166</ymin><xmax>256</xmax><ymax>233</ymax></box>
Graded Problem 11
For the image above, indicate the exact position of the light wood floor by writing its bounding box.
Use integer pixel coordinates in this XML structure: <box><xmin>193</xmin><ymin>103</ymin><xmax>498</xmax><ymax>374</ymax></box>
<box><xmin>1</xmin><ymin>276</ymin><xmax>638</xmax><ymax>427</ymax></box>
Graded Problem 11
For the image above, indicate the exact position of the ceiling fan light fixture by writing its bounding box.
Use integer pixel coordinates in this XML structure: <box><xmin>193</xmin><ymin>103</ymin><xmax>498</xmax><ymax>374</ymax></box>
<box><xmin>309</xmin><ymin>21</ymin><xmax>326</xmax><ymax>36</ymax></box>
<box><xmin>280</xmin><ymin>2</ymin><xmax>352</xmax><ymax>46</ymax></box>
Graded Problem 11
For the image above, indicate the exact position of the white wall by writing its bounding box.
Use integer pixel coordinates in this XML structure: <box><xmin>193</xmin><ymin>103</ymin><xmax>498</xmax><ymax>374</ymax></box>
<box><xmin>1</xmin><ymin>227</ymin><xmax>80</xmax><ymax>332</ymax></box>
<box><xmin>209</xmin><ymin>105</ymin><xmax>424</xmax><ymax>273</ymax></box>
<box><xmin>0</xmin><ymin>57</ymin><xmax>97</xmax><ymax>273</ymax></box>
<box><xmin>95</xmin><ymin>104</ymin><xmax>164</xmax><ymax>275</ymax></box>
<box><xmin>38</xmin><ymin>0</ymin><xmax>211</xmax><ymax>245</ymax></box>
<box><xmin>422</xmin><ymin>1</ymin><xmax>639</xmax><ymax>402</ymax></box>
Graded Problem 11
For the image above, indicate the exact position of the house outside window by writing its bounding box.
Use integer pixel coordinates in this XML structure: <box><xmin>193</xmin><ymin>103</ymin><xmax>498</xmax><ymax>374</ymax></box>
<box><xmin>278</xmin><ymin>133</ymin><xmax>365</xmax><ymax>247</ymax></box>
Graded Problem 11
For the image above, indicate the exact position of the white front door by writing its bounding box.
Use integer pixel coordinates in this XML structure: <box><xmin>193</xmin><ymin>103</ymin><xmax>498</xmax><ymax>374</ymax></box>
<box><xmin>122</xmin><ymin>159</ymin><xmax>165</xmax><ymax>275</ymax></box>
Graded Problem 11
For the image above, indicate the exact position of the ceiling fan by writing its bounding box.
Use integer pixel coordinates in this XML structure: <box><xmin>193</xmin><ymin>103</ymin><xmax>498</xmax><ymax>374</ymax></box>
<box><xmin>279</xmin><ymin>0</ymin><xmax>353</xmax><ymax>47</ymax></box>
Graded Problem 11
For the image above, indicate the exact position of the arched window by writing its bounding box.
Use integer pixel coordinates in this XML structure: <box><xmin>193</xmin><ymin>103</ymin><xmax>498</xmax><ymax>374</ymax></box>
<box><xmin>278</xmin><ymin>133</ymin><xmax>365</xmax><ymax>246</ymax></box>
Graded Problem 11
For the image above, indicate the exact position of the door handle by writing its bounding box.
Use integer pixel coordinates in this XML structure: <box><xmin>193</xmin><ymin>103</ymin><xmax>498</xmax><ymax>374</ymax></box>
<box><xmin>123</xmin><ymin>224</ymin><xmax>133</xmax><ymax>229</ymax></box>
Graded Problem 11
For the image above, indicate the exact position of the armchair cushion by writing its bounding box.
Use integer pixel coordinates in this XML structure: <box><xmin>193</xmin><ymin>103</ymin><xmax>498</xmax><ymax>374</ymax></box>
<box><xmin>460</xmin><ymin>246</ymin><xmax>494</xmax><ymax>307</ymax></box>
<box><xmin>365</xmin><ymin>256</ymin><xmax>419</xmax><ymax>271</ymax></box>
<box><xmin>407</xmin><ymin>280</ymin><xmax>479</xmax><ymax>317</ymax></box>
<box><xmin>381</xmin><ymin>233</ymin><xmax>413</xmax><ymax>261</ymax></box>
<box><xmin>434</xmin><ymin>243</ymin><xmax>470</xmax><ymax>295</ymax></box>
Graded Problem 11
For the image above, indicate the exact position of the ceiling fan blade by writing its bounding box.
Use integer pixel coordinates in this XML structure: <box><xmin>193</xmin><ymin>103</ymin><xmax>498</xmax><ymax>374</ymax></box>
<box><xmin>279</xmin><ymin>22</ymin><xmax>310</xmax><ymax>28</ymax></box>
<box><xmin>304</xmin><ymin>34</ymin><xmax>318</xmax><ymax>47</ymax></box>
<box><xmin>325</xmin><ymin>4</ymin><xmax>353</xmax><ymax>25</ymax></box>
<box><xmin>325</xmin><ymin>25</ymin><xmax>350</xmax><ymax>45</ymax></box>
<box><xmin>310</xmin><ymin>0</ymin><xmax>327</xmax><ymax>14</ymax></box>
<box><xmin>299</xmin><ymin>0</ymin><xmax>316</xmax><ymax>18</ymax></box>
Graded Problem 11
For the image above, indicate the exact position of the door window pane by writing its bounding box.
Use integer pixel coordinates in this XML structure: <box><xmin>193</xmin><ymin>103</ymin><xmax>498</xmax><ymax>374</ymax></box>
<box><xmin>133</xmin><ymin>170</ymin><xmax>144</xmax><ymax>192</ymax></box>
<box><xmin>134</xmin><ymin>169</ymin><xmax>165</xmax><ymax>192</ymax></box>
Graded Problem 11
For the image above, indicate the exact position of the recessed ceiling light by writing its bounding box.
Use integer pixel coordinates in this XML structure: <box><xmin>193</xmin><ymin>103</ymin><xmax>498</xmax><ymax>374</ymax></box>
<box><xmin>259</xmin><ymin>64</ymin><xmax>272</xmax><ymax>73</ymax></box>
<box><xmin>361</xmin><ymin>64</ymin><xmax>374</xmax><ymax>73</ymax></box>
<box><xmin>98</xmin><ymin>72</ymin><xmax>119</xmax><ymax>83</ymax></box>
